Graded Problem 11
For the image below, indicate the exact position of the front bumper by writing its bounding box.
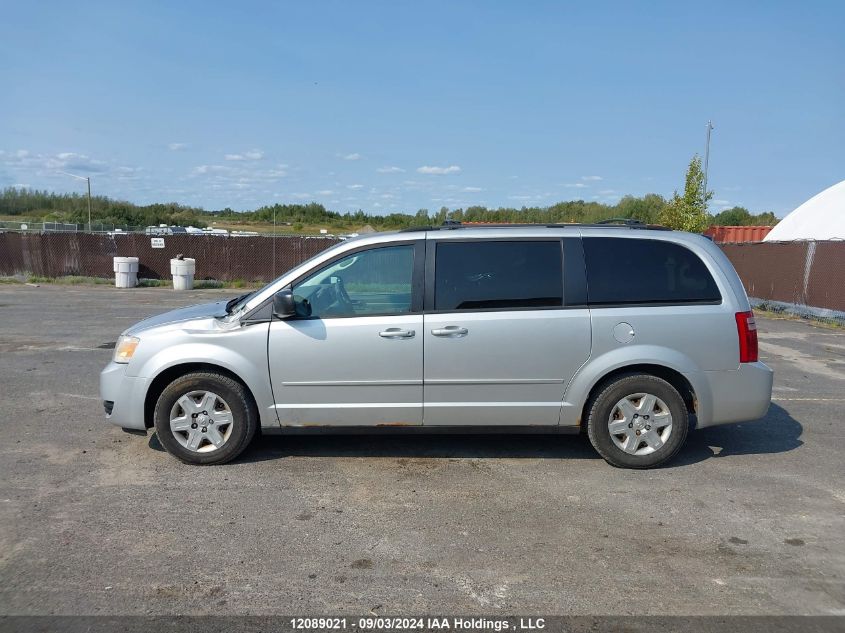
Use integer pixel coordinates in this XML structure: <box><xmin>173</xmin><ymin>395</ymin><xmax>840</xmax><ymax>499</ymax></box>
<box><xmin>99</xmin><ymin>361</ymin><xmax>149</xmax><ymax>431</ymax></box>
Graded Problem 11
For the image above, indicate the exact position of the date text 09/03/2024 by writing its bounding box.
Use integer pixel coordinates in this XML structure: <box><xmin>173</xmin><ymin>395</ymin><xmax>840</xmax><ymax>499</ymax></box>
<box><xmin>289</xmin><ymin>617</ymin><xmax>547</xmax><ymax>631</ymax></box>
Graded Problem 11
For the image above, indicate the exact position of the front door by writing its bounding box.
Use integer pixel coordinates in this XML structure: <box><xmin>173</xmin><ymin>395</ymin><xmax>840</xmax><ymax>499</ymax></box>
<box><xmin>423</xmin><ymin>238</ymin><xmax>591</xmax><ymax>426</ymax></box>
<box><xmin>268</xmin><ymin>242</ymin><xmax>424</xmax><ymax>426</ymax></box>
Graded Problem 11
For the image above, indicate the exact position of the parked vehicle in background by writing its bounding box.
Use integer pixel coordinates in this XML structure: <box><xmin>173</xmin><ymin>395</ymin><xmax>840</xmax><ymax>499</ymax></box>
<box><xmin>144</xmin><ymin>224</ymin><xmax>173</xmax><ymax>236</ymax></box>
<box><xmin>100</xmin><ymin>222</ymin><xmax>773</xmax><ymax>468</ymax></box>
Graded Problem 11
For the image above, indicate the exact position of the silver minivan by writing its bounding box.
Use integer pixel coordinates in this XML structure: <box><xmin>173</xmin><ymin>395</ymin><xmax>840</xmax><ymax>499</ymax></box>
<box><xmin>100</xmin><ymin>223</ymin><xmax>773</xmax><ymax>468</ymax></box>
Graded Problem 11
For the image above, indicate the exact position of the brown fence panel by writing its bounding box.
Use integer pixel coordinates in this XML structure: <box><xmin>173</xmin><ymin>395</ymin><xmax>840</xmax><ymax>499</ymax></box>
<box><xmin>0</xmin><ymin>233</ymin><xmax>340</xmax><ymax>281</ymax></box>
<box><xmin>805</xmin><ymin>242</ymin><xmax>845</xmax><ymax>312</ymax></box>
<box><xmin>3</xmin><ymin>233</ymin><xmax>844</xmax><ymax>314</ymax></box>
<box><xmin>720</xmin><ymin>242</ymin><xmax>810</xmax><ymax>305</ymax></box>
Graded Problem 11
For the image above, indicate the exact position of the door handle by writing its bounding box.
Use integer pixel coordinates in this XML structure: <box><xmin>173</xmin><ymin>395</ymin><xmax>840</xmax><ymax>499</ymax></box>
<box><xmin>379</xmin><ymin>328</ymin><xmax>415</xmax><ymax>339</ymax></box>
<box><xmin>431</xmin><ymin>326</ymin><xmax>468</xmax><ymax>337</ymax></box>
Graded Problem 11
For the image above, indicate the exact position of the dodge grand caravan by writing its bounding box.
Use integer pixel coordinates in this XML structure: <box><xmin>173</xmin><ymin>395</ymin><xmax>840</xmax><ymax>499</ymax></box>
<box><xmin>100</xmin><ymin>223</ymin><xmax>773</xmax><ymax>468</ymax></box>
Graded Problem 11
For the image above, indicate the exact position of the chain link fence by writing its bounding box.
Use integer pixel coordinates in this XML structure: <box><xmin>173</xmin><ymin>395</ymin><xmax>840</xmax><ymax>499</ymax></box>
<box><xmin>721</xmin><ymin>241</ymin><xmax>845</xmax><ymax>326</ymax></box>
<box><xmin>0</xmin><ymin>232</ymin><xmax>340</xmax><ymax>282</ymax></box>
<box><xmin>1</xmin><ymin>231</ymin><xmax>843</xmax><ymax>325</ymax></box>
<box><xmin>0</xmin><ymin>220</ymin><xmax>149</xmax><ymax>233</ymax></box>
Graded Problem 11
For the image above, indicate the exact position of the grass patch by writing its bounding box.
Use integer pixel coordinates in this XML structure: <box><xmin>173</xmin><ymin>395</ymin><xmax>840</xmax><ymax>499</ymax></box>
<box><xmin>754</xmin><ymin>301</ymin><xmax>844</xmax><ymax>330</ymax></box>
<box><xmin>27</xmin><ymin>275</ymin><xmax>112</xmax><ymax>285</ymax></box>
<box><xmin>194</xmin><ymin>280</ymin><xmax>224</xmax><ymax>289</ymax></box>
<box><xmin>19</xmin><ymin>275</ymin><xmax>263</xmax><ymax>290</ymax></box>
<box><xmin>136</xmin><ymin>278</ymin><xmax>167</xmax><ymax>287</ymax></box>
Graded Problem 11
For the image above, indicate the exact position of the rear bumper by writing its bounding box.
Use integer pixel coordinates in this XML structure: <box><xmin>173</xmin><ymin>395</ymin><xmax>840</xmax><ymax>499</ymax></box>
<box><xmin>687</xmin><ymin>361</ymin><xmax>774</xmax><ymax>428</ymax></box>
<box><xmin>99</xmin><ymin>362</ymin><xmax>148</xmax><ymax>430</ymax></box>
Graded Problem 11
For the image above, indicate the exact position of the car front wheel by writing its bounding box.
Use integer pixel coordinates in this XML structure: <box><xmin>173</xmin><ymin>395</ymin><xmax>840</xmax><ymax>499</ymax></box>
<box><xmin>153</xmin><ymin>371</ymin><xmax>258</xmax><ymax>465</ymax></box>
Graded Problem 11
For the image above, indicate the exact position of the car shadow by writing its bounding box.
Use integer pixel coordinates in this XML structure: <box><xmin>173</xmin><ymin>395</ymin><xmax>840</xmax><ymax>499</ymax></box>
<box><xmin>670</xmin><ymin>403</ymin><xmax>803</xmax><ymax>466</ymax></box>
<box><xmin>147</xmin><ymin>403</ymin><xmax>803</xmax><ymax>467</ymax></box>
<box><xmin>238</xmin><ymin>431</ymin><xmax>601</xmax><ymax>462</ymax></box>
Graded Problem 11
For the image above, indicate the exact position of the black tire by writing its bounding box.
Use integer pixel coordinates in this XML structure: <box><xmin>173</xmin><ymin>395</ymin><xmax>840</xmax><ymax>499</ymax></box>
<box><xmin>153</xmin><ymin>371</ymin><xmax>258</xmax><ymax>465</ymax></box>
<box><xmin>586</xmin><ymin>373</ymin><xmax>689</xmax><ymax>469</ymax></box>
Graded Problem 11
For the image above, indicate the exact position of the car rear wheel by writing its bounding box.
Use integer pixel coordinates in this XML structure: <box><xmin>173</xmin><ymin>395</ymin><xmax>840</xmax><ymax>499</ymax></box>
<box><xmin>153</xmin><ymin>371</ymin><xmax>258</xmax><ymax>465</ymax></box>
<box><xmin>586</xmin><ymin>373</ymin><xmax>689</xmax><ymax>469</ymax></box>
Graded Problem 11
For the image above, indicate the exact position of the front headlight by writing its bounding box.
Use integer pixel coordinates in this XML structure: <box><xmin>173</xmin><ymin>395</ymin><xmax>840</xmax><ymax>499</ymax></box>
<box><xmin>113</xmin><ymin>335</ymin><xmax>140</xmax><ymax>363</ymax></box>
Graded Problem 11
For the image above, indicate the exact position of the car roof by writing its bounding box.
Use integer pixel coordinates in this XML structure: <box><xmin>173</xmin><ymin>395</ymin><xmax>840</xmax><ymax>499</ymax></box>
<box><xmin>400</xmin><ymin>220</ymin><xmax>670</xmax><ymax>233</ymax></box>
<box><xmin>384</xmin><ymin>221</ymin><xmax>672</xmax><ymax>241</ymax></box>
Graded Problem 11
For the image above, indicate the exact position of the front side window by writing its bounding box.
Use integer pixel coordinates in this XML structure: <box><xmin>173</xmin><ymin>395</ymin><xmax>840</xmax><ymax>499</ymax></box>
<box><xmin>292</xmin><ymin>245</ymin><xmax>414</xmax><ymax>317</ymax></box>
<box><xmin>583</xmin><ymin>237</ymin><xmax>721</xmax><ymax>305</ymax></box>
<box><xmin>434</xmin><ymin>240</ymin><xmax>563</xmax><ymax>311</ymax></box>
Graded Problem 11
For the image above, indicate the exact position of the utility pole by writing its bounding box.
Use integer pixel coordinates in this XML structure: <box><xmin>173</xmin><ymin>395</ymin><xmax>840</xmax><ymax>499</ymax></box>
<box><xmin>86</xmin><ymin>176</ymin><xmax>92</xmax><ymax>232</ymax></box>
<box><xmin>58</xmin><ymin>171</ymin><xmax>93</xmax><ymax>231</ymax></box>
<box><xmin>703</xmin><ymin>120</ymin><xmax>714</xmax><ymax>208</ymax></box>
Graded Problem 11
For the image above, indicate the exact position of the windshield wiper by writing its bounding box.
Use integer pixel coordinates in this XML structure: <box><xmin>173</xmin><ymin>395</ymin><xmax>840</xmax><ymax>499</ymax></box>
<box><xmin>225</xmin><ymin>292</ymin><xmax>251</xmax><ymax>314</ymax></box>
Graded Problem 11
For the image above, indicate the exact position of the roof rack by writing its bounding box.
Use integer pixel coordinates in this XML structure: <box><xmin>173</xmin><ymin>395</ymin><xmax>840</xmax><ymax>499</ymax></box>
<box><xmin>399</xmin><ymin>220</ymin><xmax>671</xmax><ymax>232</ymax></box>
<box><xmin>596</xmin><ymin>217</ymin><xmax>644</xmax><ymax>225</ymax></box>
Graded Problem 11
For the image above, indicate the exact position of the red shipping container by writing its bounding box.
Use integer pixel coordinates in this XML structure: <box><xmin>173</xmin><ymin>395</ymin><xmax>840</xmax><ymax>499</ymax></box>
<box><xmin>704</xmin><ymin>225</ymin><xmax>773</xmax><ymax>243</ymax></box>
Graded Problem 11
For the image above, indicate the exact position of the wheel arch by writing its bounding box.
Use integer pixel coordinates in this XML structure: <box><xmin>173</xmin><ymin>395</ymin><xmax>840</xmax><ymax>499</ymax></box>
<box><xmin>579</xmin><ymin>363</ymin><xmax>697</xmax><ymax>431</ymax></box>
<box><xmin>143</xmin><ymin>362</ymin><xmax>261</xmax><ymax>430</ymax></box>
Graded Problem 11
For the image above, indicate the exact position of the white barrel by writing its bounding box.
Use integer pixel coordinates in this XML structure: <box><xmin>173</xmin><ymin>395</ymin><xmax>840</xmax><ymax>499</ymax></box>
<box><xmin>113</xmin><ymin>256</ymin><xmax>139</xmax><ymax>288</ymax></box>
<box><xmin>170</xmin><ymin>257</ymin><xmax>196</xmax><ymax>290</ymax></box>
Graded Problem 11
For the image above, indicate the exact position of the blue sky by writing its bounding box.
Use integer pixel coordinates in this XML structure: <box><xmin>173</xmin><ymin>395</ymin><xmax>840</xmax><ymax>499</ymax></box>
<box><xmin>1</xmin><ymin>1</ymin><xmax>843</xmax><ymax>217</ymax></box>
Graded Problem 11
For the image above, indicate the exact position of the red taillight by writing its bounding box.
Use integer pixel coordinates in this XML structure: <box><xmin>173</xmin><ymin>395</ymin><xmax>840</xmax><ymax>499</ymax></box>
<box><xmin>735</xmin><ymin>311</ymin><xmax>758</xmax><ymax>363</ymax></box>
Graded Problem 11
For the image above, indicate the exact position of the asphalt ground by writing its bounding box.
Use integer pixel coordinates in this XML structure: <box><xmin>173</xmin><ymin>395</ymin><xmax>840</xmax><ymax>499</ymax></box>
<box><xmin>0</xmin><ymin>284</ymin><xmax>843</xmax><ymax>616</ymax></box>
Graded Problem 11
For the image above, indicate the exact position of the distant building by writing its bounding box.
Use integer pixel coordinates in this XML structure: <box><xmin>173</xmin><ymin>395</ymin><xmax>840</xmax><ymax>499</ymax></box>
<box><xmin>765</xmin><ymin>180</ymin><xmax>845</xmax><ymax>241</ymax></box>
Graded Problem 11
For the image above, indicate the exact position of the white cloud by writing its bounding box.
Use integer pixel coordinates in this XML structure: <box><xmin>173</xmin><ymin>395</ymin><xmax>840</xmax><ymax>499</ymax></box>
<box><xmin>168</xmin><ymin>142</ymin><xmax>188</xmax><ymax>151</ymax></box>
<box><xmin>225</xmin><ymin>149</ymin><xmax>264</xmax><ymax>161</ymax></box>
<box><xmin>291</xmin><ymin>192</ymin><xmax>311</xmax><ymax>199</ymax></box>
<box><xmin>347</xmin><ymin>184</ymin><xmax>364</xmax><ymax>189</ymax></box>
<box><xmin>343</xmin><ymin>152</ymin><xmax>363</xmax><ymax>161</ymax></box>
<box><xmin>115</xmin><ymin>166</ymin><xmax>144</xmax><ymax>181</ymax></box>
<box><xmin>46</xmin><ymin>152</ymin><xmax>108</xmax><ymax>172</ymax></box>
<box><xmin>598</xmin><ymin>189</ymin><xmax>615</xmax><ymax>195</ymax></box>
<box><xmin>316</xmin><ymin>189</ymin><xmax>334</xmax><ymax>196</ymax></box>
<box><xmin>376</xmin><ymin>166</ymin><xmax>404</xmax><ymax>173</ymax></box>
<box><xmin>417</xmin><ymin>165</ymin><xmax>461</xmax><ymax>175</ymax></box>
<box><xmin>581</xmin><ymin>175</ymin><xmax>602</xmax><ymax>181</ymax></box>
<box><xmin>564</xmin><ymin>183</ymin><xmax>588</xmax><ymax>188</ymax></box>
<box><xmin>192</xmin><ymin>164</ymin><xmax>231</xmax><ymax>175</ymax></box>
<box><xmin>462</xmin><ymin>186</ymin><xmax>483</xmax><ymax>192</ymax></box>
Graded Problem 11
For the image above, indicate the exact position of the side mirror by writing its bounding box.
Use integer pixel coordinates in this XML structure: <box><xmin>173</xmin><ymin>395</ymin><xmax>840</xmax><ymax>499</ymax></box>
<box><xmin>272</xmin><ymin>289</ymin><xmax>296</xmax><ymax>318</ymax></box>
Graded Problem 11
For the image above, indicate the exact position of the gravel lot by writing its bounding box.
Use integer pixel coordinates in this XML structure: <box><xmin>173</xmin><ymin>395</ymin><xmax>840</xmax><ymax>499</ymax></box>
<box><xmin>1</xmin><ymin>284</ymin><xmax>843</xmax><ymax>616</ymax></box>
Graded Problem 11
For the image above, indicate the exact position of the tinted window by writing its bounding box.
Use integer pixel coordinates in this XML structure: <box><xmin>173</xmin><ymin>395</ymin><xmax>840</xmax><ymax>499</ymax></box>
<box><xmin>435</xmin><ymin>240</ymin><xmax>563</xmax><ymax>310</ymax></box>
<box><xmin>583</xmin><ymin>237</ymin><xmax>721</xmax><ymax>305</ymax></box>
<box><xmin>293</xmin><ymin>245</ymin><xmax>414</xmax><ymax>317</ymax></box>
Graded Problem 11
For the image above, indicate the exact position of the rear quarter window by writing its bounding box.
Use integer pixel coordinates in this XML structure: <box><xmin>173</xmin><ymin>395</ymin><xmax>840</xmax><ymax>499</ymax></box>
<box><xmin>583</xmin><ymin>237</ymin><xmax>721</xmax><ymax>305</ymax></box>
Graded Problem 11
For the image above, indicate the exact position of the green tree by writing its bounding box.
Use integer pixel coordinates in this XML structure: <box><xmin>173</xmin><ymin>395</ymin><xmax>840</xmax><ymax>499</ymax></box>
<box><xmin>711</xmin><ymin>206</ymin><xmax>779</xmax><ymax>226</ymax></box>
<box><xmin>659</xmin><ymin>155</ymin><xmax>712</xmax><ymax>232</ymax></box>
<box><xmin>712</xmin><ymin>206</ymin><xmax>752</xmax><ymax>226</ymax></box>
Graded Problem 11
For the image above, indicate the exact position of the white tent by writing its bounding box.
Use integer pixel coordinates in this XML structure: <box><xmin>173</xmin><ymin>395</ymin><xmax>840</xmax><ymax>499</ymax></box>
<box><xmin>764</xmin><ymin>179</ymin><xmax>845</xmax><ymax>241</ymax></box>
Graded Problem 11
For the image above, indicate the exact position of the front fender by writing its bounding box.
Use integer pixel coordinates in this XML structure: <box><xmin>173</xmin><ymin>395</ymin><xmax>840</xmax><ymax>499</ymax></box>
<box><xmin>126</xmin><ymin>323</ymin><xmax>278</xmax><ymax>427</ymax></box>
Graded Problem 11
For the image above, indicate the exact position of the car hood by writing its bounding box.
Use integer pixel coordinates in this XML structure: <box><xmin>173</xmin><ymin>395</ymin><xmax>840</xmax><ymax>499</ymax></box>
<box><xmin>124</xmin><ymin>300</ymin><xmax>229</xmax><ymax>336</ymax></box>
